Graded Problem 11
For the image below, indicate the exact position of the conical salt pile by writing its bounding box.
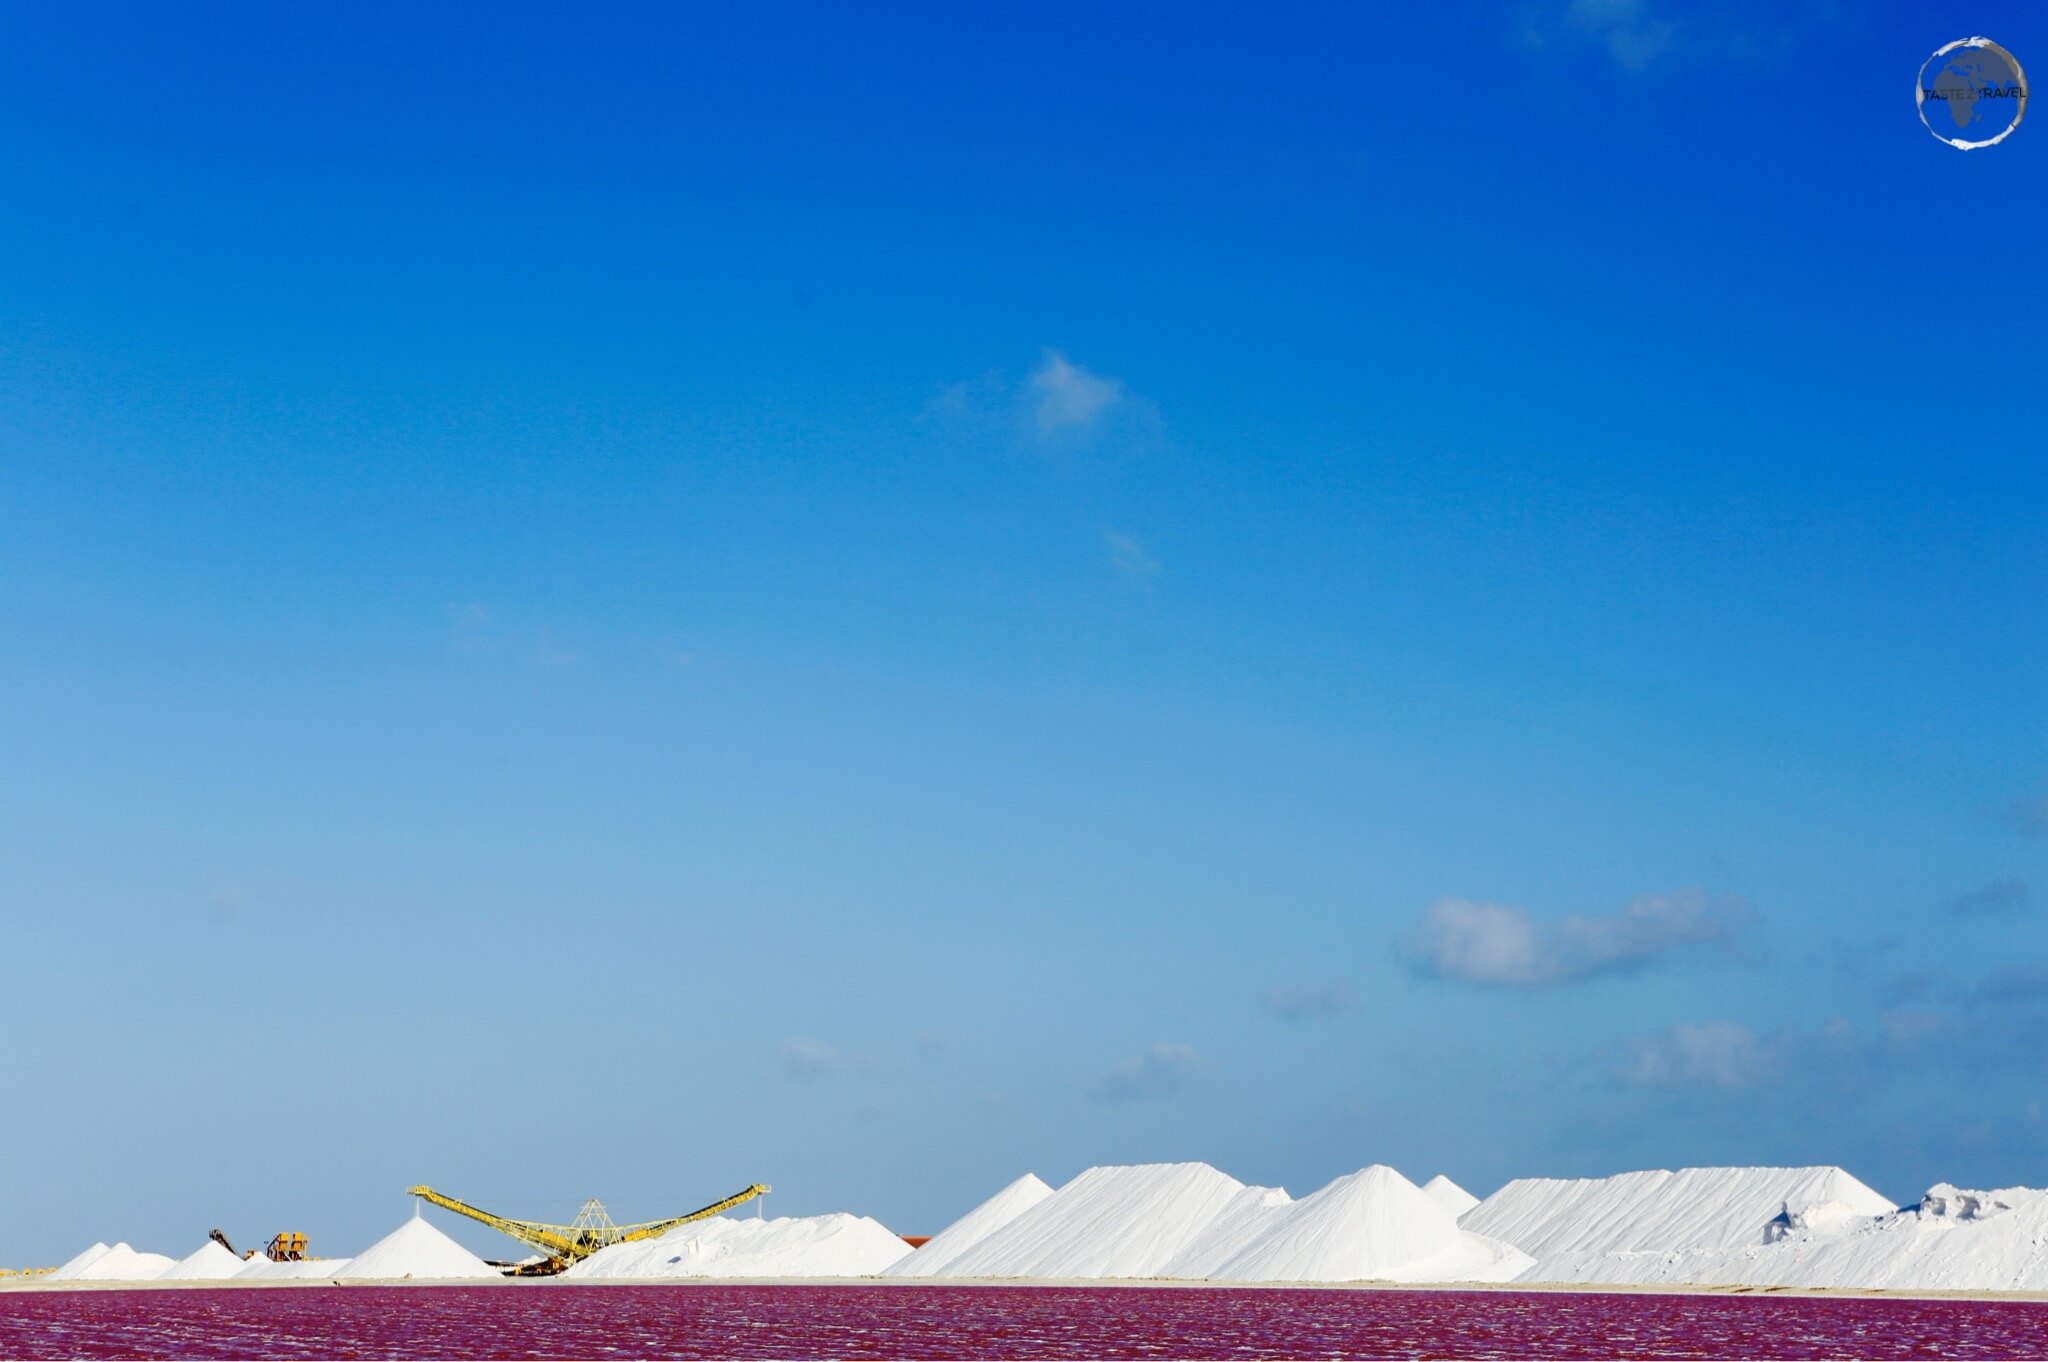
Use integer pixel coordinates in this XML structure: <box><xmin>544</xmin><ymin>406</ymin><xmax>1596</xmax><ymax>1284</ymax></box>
<box><xmin>565</xmin><ymin>1212</ymin><xmax>912</xmax><ymax>1278</ymax></box>
<box><xmin>1159</xmin><ymin>1184</ymin><xmax>1294</xmax><ymax>1278</ymax></box>
<box><xmin>1515</xmin><ymin>1182</ymin><xmax>2048</xmax><ymax>1291</ymax></box>
<box><xmin>158</xmin><ymin>1240</ymin><xmax>247</xmax><ymax>1281</ymax></box>
<box><xmin>67</xmin><ymin>1242</ymin><xmax>175</xmax><ymax>1281</ymax></box>
<box><xmin>927</xmin><ymin>1162</ymin><xmax>1248</xmax><ymax>1279</ymax></box>
<box><xmin>885</xmin><ymin>1173</ymin><xmax>1055</xmax><ymax>1277</ymax></box>
<box><xmin>335</xmin><ymin>1209</ymin><xmax>498</xmax><ymax>1280</ymax></box>
<box><xmin>1462</xmin><ymin>1165</ymin><xmax>1896</xmax><ymax>1260</ymax></box>
<box><xmin>1422</xmin><ymin>1174</ymin><xmax>1481</xmax><ymax>1217</ymax></box>
<box><xmin>1209</xmin><ymin>1165</ymin><xmax>1464</xmax><ymax>1281</ymax></box>
<box><xmin>46</xmin><ymin>1242</ymin><xmax>111</xmax><ymax>1281</ymax></box>
<box><xmin>233</xmin><ymin>1256</ymin><xmax>351</xmax><ymax>1279</ymax></box>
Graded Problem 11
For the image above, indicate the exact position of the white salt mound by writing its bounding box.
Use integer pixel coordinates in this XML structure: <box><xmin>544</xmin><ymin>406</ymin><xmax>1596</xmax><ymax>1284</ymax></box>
<box><xmin>46</xmin><ymin>1242</ymin><xmax>112</xmax><ymax>1281</ymax></box>
<box><xmin>1422</xmin><ymin>1174</ymin><xmax>1480</xmax><ymax>1218</ymax></box>
<box><xmin>67</xmin><ymin>1243</ymin><xmax>175</xmax><ymax>1281</ymax></box>
<box><xmin>903</xmin><ymin>1163</ymin><xmax>1528</xmax><ymax>1284</ymax></box>
<box><xmin>1391</xmin><ymin>1231</ymin><xmax>1538</xmax><ymax>1284</ymax></box>
<box><xmin>1465</xmin><ymin>1165</ymin><xmax>1896</xmax><ymax>1261</ymax></box>
<box><xmin>1527</xmin><ymin>1183</ymin><xmax>2048</xmax><ymax>1292</ymax></box>
<box><xmin>884</xmin><ymin>1174</ymin><xmax>1055</xmax><ymax>1278</ymax></box>
<box><xmin>1158</xmin><ymin>1185</ymin><xmax>1294</xmax><ymax>1279</ymax></box>
<box><xmin>1208</xmin><ymin>1165</ymin><xmax>1528</xmax><ymax>1284</ymax></box>
<box><xmin>336</xmin><ymin>1212</ymin><xmax>498</xmax><ymax>1281</ymax></box>
<box><xmin>565</xmin><ymin>1212</ymin><xmax>912</xmax><ymax>1279</ymax></box>
<box><xmin>232</xmin><ymin>1256</ymin><xmax>353</xmax><ymax>1280</ymax></box>
<box><xmin>158</xmin><ymin>1241</ymin><xmax>248</xmax><ymax>1281</ymax></box>
<box><xmin>929</xmin><ymin>1162</ymin><xmax>1248</xmax><ymax>1279</ymax></box>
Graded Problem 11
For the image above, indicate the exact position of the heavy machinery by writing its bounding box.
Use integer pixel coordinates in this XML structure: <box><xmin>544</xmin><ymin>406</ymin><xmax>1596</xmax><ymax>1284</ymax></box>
<box><xmin>408</xmin><ymin>1183</ymin><xmax>771</xmax><ymax>1276</ymax></box>
<box><xmin>207</xmin><ymin>1228</ymin><xmax>309</xmax><ymax>1261</ymax></box>
<box><xmin>265</xmin><ymin>1232</ymin><xmax>308</xmax><ymax>1261</ymax></box>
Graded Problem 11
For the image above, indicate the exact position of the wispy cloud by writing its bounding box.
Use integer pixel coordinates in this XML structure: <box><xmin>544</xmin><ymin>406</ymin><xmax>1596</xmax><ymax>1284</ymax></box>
<box><xmin>1090</xmin><ymin>1043</ymin><xmax>1203</xmax><ymax>1103</ymax></box>
<box><xmin>1616</xmin><ymin>962</ymin><xmax>2048</xmax><ymax>1094</ymax></box>
<box><xmin>2007</xmin><ymin>793</ymin><xmax>2048</xmax><ymax>837</ymax></box>
<box><xmin>1103</xmin><ymin>529</ymin><xmax>1160</xmax><ymax>582</ymax></box>
<box><xmin>448</xmin><ymin>602</ymin><xmax>579</xmax><ymax>666</ymax></box>
<box><xmin>1523</xmin><ymin>1</ymin><xmax>1839</xmax><ymax>76</ymax></box>
<box><xmin>918</xmin><ymin>370</ymin><xmax>1009</xmax><ymax>424</ymax></box>
<box><xmin>205</xmin><ymin>885</ymin><xmax>248</xmax><ymax>923</ymax></box>
<box><xmin>777</xmin><ymin>1035</ymin><xmax>854</xmax><ymax>1082</ymax></box>
<box><xmin>920</xmin><ymin>350</ymin><xmax>1152</xmax><ymax>447</ymax></box>
<box><xmin>450</xmin><ymin>601</ymin><xmax>495</xmax><ymax>643</ymax></box>
<box><xmin>1408</xmin><ymin>890</ymin><xmax>1753</xmax><ymax>988</ymax></box>
<box><xmin>1565</xmin><ymin>0</ymin><xmax>1675</xmax><ymax>70</ymax></box>
<box><xmin>1030</xmin><ymin>350</ymin><xmax>1124</xmax><ymax>433</ymax></box>
<box><xmin>1261</xmin><ymin>980</ymin><xmax>1354</xmax><ymax>1021</ymax></box>
<box><xmin>1620</xmin><ymin>1021</ymin><xmax>1771</xmax><ymax>1089</ymax></box>
<box><xmin>1942</xmin><ymin>879</ymin><xmax>2033</xmax><ymax>918</ymax></box>
<box><xmin>1979</xmin><ymin>965</ymin><xmax>2048</xmax><ymax>1003</ymax></box>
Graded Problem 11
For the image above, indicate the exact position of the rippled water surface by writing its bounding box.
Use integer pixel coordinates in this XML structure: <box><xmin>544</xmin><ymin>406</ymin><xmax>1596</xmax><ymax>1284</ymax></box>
<box><xmin>1</xmin><ymin>1284</ymin><xmax>2043</xmax><ymax>1359</ymax></box>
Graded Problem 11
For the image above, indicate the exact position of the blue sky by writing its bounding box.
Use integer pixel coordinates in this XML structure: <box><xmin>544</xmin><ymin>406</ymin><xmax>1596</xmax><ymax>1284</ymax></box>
<box><xmin>3</xmin><ymin>1</ymin><xmax>2046</xmax><ymax>1263</ymax></box>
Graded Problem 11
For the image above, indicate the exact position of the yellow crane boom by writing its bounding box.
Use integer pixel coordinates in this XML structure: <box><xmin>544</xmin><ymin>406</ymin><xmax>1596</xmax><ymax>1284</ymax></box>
<box><xmin>614</xmin><ymin>1185</ymin><xmax>774</xmax><ymax>1244</ymax></box>
<box><xmin>407</xmin><ymin>1183</ymin><xmax>771</xmax><ymax>1276</ymax></box>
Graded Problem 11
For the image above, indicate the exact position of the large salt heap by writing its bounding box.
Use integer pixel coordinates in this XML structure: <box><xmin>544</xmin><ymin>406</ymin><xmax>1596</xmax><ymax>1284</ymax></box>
<box><xmin>46</xmin><ymin>1243</ymin><xmax>112</xmax><ymax>1281</ymax></box>
<box><xmin>1158</xmin><ymin>1185</ymin><xmax>1294</xmax><ymax>1278</ymax></box>
<box><xmin>1206</xmin><ymin>1166</ymin><xmax>1531</xmax><ymax>1283</ymax></box>
<box><xmin>232</xmin><ymin>1256</ymin><xmax>353</xmax><ymax>1280</ymax></box>
<box><xmin>1530</xmin><ymin>1183</ymin><xmax>2048</xmax><ymax>1292</ymax></box>
<box><xmin>566</xmin><ymin>1212</ymin><xmax>913</xmax><ymax>1279</ymax></box>
<box><xmin>1464</xmin><ymin>1165</ymin><xmax>1896</xmax><ymax>1270</ymax></box>
<box><xmin>1422</xmin><ymin>1174</ymin><xmax>1480</xmax><ymax>1218</ymax></box>
<box><xmin>57</xmin><ymin>1243</ymin><xmax>175</xmax><ymax>1281</ymax></box>
<box><xmin>898</xmin><ymin>1163</ymin><xmax>1530</xmax><ymax>1283</ymax></box>
<box><xmin>927</xmin><ymin>1163</ymin><xmax>1248</xmax><ymax>1279</ymax></box>
<box><xmin>884</xmin><ymin>1174</ymin><xmax>1055</xmax><ymax>1277</ymax></box>
<box><xmin>158</xmin><ymin>1240</ymin><xmax>248</xmax><ymax>1281</ymax></box>
<box><xmin>335</xmin><ymin>1210</ymin><xmax>498</xmax><ymax>1281</ymax></box>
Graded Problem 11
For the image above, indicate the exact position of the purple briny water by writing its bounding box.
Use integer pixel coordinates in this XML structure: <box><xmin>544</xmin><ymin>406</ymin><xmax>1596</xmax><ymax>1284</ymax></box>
<box><xmin>1</xmin><ymin>1285</ymin><xmax>2043</xmax><ymax>1360</ymax></box>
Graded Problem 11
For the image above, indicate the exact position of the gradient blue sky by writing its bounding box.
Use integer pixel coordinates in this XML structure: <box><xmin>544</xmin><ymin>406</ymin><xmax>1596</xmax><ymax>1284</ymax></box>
<box><xmin>4</xmin><ymin>1</ymin><xmax>2046</xmax><ymax>1264</ymax></box>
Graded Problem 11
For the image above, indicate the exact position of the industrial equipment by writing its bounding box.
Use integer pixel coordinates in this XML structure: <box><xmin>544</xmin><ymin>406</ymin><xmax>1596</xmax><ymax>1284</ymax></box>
<box><xmin>264</xmin><ymin>1232</ymin><xmax>308</xmax><ymax>1262</ymax></box>
<box><xmin>407</xmin><ymin>1183</ymin><xmax>770</xmax><ymax>1276</ymax></box>
<box><xmin>204</xmin><ymin>1228</ymin><xmax>308</xmax><ymax>1261</ymax></box>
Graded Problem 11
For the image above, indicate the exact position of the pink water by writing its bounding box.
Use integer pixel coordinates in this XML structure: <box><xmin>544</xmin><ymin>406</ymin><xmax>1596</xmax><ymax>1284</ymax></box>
<box><xmin>1</xmin><ymin>1284</ymin><xmax>2042</xmax><ymax>1359</ymax></box>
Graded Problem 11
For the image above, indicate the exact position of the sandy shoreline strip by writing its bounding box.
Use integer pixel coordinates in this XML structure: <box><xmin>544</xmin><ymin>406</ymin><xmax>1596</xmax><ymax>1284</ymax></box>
<box><xmin>4</xmin><ymin>1275</ymin><xmax>2046</xmax><ymax>1303</ymax></box>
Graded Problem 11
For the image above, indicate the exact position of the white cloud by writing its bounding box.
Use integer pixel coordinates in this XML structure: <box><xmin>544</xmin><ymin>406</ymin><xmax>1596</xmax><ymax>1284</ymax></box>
<box><xmin>449</xmin><ymin>602</ymin><xmax>496</xmax><ymax>650</ymax></box>
<box><xmin>1415</xmin><ymin>899</ymin><xmax>1549</xmax><ymax>985</ymax></box>
<box><xmin>777</xmin><ymin>1035</ymin><xmax>850</xmax><ymax>1082</ymax></box>
<box><xmin>1410</xmin><ymin>890</ymin><xmax>1753</xmax><ymax>987</ymax></box>
<box><xmin>1614</xmin><ymin>963</ymin><xmax>2048</xmax><ymax>1099</ymax></box>
<box><xmin>1621</xmin><ymin>1021</ymin><xmax>1769</xmax><ymax>1089</ymax></box>
<box><xmin>1943</xmin><ymin>879</ymin><xmax>2033</xmax><ymax>917</ymax></box>
<box><xmin>920</xmin><ymin>351</ymin><xmax>1151</xmax><ymax>448</ymax></box>
<box><xmin>1566</xmin><ymin>0</ymin><xmax>1675</xmax><ymax>70</ymax></box>
<box><xmin>1261</xmin><ymin>980</ymin><xmax>1354</xmax><ymax>1020</ymax></box>
<box><xmin>447</xmin><ymin>602</ymin><xmax>579</xmax><ymax>667</ymax></box>
<box><xmin>1102</xmin><ymin>529</ymin><xmax>1159</xmax><ymax>581</ymax></box>
<box><xmin>1090</xmin><ymin>1043</ymin><xmax>1203</xmax><ymax>1102</ymax></box>
<box><xmin>917</xmin><ymin>371</ymin><xmax>1008</xmax><ymax>425</ymax></box>
<box><xmin>2008</xmin><ymin>793</ymin><xmax>2048</xmax><ymax>837</ymax></box>
<box><xmin>1029</xmin><ymin>350</ymin><xmax>1124</xmax><ymax>433</ymax></box>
